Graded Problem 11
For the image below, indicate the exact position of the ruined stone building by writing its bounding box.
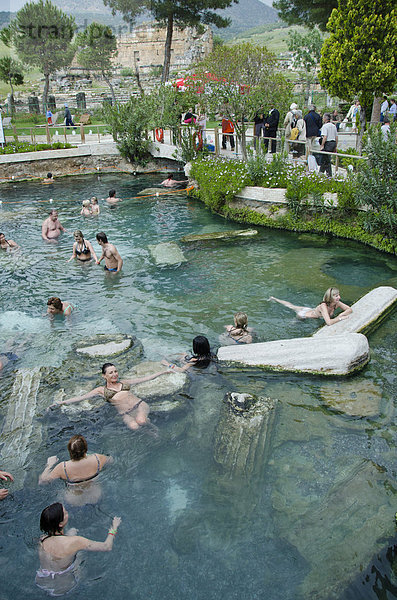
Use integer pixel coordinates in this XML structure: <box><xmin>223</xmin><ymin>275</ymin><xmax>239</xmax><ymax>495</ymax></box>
<box><xmin>115</xmin><ymin>23</ymin><xmax>213</xmax><ymax>75</ymax></box>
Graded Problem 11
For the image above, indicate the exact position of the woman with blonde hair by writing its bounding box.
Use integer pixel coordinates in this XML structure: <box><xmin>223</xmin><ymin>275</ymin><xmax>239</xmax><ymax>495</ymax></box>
<box><xmin>68</xmin><ymin>230</ymin><xmax>98</xmax><ymax>263</ymax></box>
<box><xmin>80</xmin><ymin>199</ymin><xmax>92</xmax><ymax>216</ymax></box>
<box><xmin>39</xmin><ymin>434</ymin><xmax>111</xmax><ymax>505</ymax></box>
<box><xmin>269</xmin><ymin>287</ymin><xmax>352</xmax><ymax>325</ymax></box>
<box><xmin>224</xmin><ymin>312</ymin><xmax>253</xmax><ymax>344</ymax></box>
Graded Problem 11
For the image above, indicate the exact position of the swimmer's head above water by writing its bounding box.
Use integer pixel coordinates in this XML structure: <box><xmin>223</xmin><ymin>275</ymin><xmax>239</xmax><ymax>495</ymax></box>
<box><xmin>47</xmin><ymin>297</ymin><xmax>63</xmax><ymax>314</ymax></box>
<box><xmin>192</xmin><ymin>335</ymin><xmax>211</xmax><ymax>357</ymax></box>
<box><xmin>233</xmin><ymin>311</ymin><xmax>248</xmax><ymax>329</ymax></box>
<box><xmin>82</xmin><ymin>199</ymin><xmax>90</xmax><ymax>208</ymax></box>
<box><xmin>323</xmin><ymin>287</ymin><xmax>340</xmax><ymax>305</ymax></box>
<box><xmin>40</xmin><ymin>502</ymin><xmax>68</xmax><ymax>536</ymax></box>
<box><xmin>68</xmin><ymin>435</ymin><xmax>87</xmax><ymax>461</ymax></box>
<box><xmin>96</xmin><ymin>232</ymin><xmax>108</xmax><ymax>245</ymax></box>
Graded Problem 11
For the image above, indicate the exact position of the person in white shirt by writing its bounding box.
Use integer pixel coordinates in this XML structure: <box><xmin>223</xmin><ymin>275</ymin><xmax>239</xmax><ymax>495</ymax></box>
<box><xmin>380</xmin><ymin>96</ymin><xmax>389</xmax><ymax>122</ymax></box>
<box><xmin>381</xmin><ymin>118</ymin><xmax>391</xmax><ymax>141</ymax></box>
<box><xmin>319</xmin><ymin>113</ymin><xmax>338</xmax><ymax>177</ymax></box>
<box><xmin>343</xmin><ymin>100</ymin><xmax>360</xmax><ymax>132</ymax></box>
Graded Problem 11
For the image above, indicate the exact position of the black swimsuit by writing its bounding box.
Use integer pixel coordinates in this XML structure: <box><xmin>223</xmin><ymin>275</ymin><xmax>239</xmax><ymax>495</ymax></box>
<box><xmin>63</xmin><ymin>454</ymin><xmax>100</xmax><ymax>484</ymax></box>
<box><xmin>75</xmin><ymin>241</ymin><xmax>90</xmax><ymax>260</ymax></box>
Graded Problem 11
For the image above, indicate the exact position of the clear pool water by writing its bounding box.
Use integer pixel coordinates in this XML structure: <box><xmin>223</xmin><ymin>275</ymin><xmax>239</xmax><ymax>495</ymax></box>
<box><xmin>1</xmin><ymin>173</ymin><xmax>397</xmax><ymax>599</ymax></box>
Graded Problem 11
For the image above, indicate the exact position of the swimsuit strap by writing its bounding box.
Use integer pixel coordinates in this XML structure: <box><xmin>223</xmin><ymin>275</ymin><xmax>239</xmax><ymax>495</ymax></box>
<box><xmin>94</xmin><ymin>453</ymin><xmax>100</xmax><ymax>475</ymax></box>
<box><xmin>63</xmin><ymin>461</ymin><xmax>71</xmax><ymax>483</ymax></box>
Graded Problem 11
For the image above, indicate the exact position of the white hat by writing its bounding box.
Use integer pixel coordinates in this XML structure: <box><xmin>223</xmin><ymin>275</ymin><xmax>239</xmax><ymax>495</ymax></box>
<box><xmin>290</xmin><ymin>103</ymin><xmax>298</xmax><ymax>110</ymax></box>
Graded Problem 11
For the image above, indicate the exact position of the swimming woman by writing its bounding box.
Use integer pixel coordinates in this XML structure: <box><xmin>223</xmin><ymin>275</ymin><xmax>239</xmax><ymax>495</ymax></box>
<box><xmin>91</xmin><ymin>197</ymin><xmax>100</xmax><ymax>215</ymax></box>
<box><xmin>47</xmin><ymin>297</ymin><xmax>75</xmax><ymax>317</ymax></box>
<box><xmin>68</xmin><ymin>230</ymin><xmax>98</xmax><ymax>263</ymax></box>
<box><xmin>51</xmin><ymin>363</ymin><xmax>169</xmax><ymax>431</ymax></box>
<box><xmin>269</xmin><ymin>287</ymin><xmax>352</xmax><ymax>325</ymax></box>
<box><xmin>0</xmin><ymin>232</ymin><xmax>19</xmax><ymax>250</ymax></box>
<box><xmin>163</xmin><ymin>335</ymin><xmax>217</xmax><ymax>372</ymax></box>
<box><xmin>224</xmin><ymin>312</ymin><xmax>253</xmax><ymax>344</ymax></box>
<box><xmin>36</xmin><ymin>502</ymin><xmax>120</xmax><ymax>596</ymax></box>
<box><xmin>39</xmin><ymin>435</ymin><xmax>111</xmax><ymax>505</ymax></box>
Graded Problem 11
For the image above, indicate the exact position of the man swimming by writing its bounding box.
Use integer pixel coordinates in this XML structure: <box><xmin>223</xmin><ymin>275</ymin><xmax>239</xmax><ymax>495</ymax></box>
<box><xmin>42</xmin><ymin>210</ymin><xmax>67</xmax><ymax>241</ymax></box>
<box><xmin>105</xmin><ymin>190</ymin><xmax>122</xmax><ymax>205</ymax></box>
<box><xmin>0</xmin><ymin>232</ymin><xmax>19</xmax><ymax>250</ymax></box>
<box><xmin>95</xmin><ymin>232</ymin><xmax>123</xmax><ymax>272</ymax></box>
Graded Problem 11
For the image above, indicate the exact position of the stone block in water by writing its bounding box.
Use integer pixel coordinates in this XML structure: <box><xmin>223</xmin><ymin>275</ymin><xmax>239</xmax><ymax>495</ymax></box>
<box><xmin>217</xmin><ymin>333</ymin><xmax>369</xmax><ymax>376</ymax></box>
<box><xmin>214</xmin><ymin>392</ymin><xmax>277</xmax><ymax>480</ymax></box>
<box><xmin>148</xmin><ymin>242</ymin><xmax>187</xmax><ymax>266</ymax></box>
<box><xmin>314</xmin><ymin>285</ymin><xmax>397</xmax><ymax>338</ymax></box>
<box><xmin>76</xmin><ymin>334</ymin><xmax>133</xmax><ymax>357</ymax></box>
<box><xmin>276</xmin><ymin>459</ymin><xmax>394</xmax><ymax>599</ymax></box>
<box><xmin>180</xmin><ymin>229</ymin><xmax>257</xmax><ymax>243</ymax></box>
<box><xmin>137</xmin><ymin>188</ymin><xmax>165</xmax><ymax>196</ymax></box>
<box><xmin>0</xmin><ymin>367</ymin><xmax>42</xmax><ymax>487</ymax></box>
<box><xmin>127</xmin><ymin>360</ymin><xmax>187</xmax><ymax>413</ymax></box>
<box><xmin>320</xmin><ymin>379</ymin><xmax>382</xmax><ymax>417</ymax></box>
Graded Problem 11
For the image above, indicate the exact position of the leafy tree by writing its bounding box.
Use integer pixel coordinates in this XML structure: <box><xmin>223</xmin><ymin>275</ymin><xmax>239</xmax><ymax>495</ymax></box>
<box><xmin>273</xmin><ymin>0</ymin><xmax>337</xmax><ymax>30</ymax></box>
<box><xmin>102</xmin><ymin>0</ymin><xmax>235</xmax><ymax>83</ymax></box>
<box><xmin>195</xmin><ymin>42</ymin><xmax>292</xmax><ymax>159</ymax></box>
<box><xmin>0</xmin><ymin>57</ymin><xmax>24</xmax><ymax>110</ymax></box>
<box><xmin>76</xmin><ymin>23</ymin><xmax>118</xmax><ymax>105</ymax></box>
<box><xmin>319</xmin><ymin>0</ymin><xmax>397</xmax><ymax>146</ymax></box>
<box><xmin>287</xmin><ymin>27</ymin><xmax>323</xmax><ymax>105</ymax></box>
<box><xmin>11</xmin><ymin>0</ymin><xmax>75</xmax><ymax>112</ymax></box>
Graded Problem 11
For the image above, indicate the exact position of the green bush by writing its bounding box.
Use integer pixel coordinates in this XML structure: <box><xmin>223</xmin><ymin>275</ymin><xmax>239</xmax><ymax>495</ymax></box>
<box><xmin>245</xmin><ymin>150</ymin><xmax>290</xmax><ymax>187</ymax></box>
<box><xmin>120</xmin><ymin>67</ymin><xmax>134</xmax><ymax>77</ymax></box>
<box><xmin>190</xmin><ymin>155</ymin><xmax>252</xmax><ymax>212</ymax></box>
<box><xmin>0</xmin><ymin>141</ymin><xmax>73</xmax><ymax>154</ymax></box>
<box><xmin>356</xmin><ymin>124</ymin><xmax>397</xmax><ymax>237</ymax></box>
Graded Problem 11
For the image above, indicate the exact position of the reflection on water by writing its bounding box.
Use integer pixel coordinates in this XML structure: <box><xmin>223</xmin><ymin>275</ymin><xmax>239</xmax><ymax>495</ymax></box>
<box><xmin>0</xmin><ymin>173</ymin><xmax>397</xmax><ymax>599</ymax></box>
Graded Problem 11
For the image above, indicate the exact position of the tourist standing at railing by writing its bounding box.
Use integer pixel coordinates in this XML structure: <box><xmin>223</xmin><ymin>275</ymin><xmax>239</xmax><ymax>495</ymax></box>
<box><xmin>264</xmin><ymin>104</ymin><xmax>280</xmax><ymax>154</ymax></box>
<box><xmin>380</xmin><ymin>96</ymin><xmax>389</xmax><ymax>122</ymax></box>
<box><xmin>291</xmin><ymin>110</ymin><xmax>306</xmax><ymax>159</ymax></box>
<box><xmin>283</xmin><ymin>103</ymin><xmax>298</xmax><ymax>152</ymax></box>
<box><xmin>221</xmin><ymin>116</ymin><xmax>235</xmax><ymax>151</ymax></box>
<box><xmin>253</xmin><ymin>108</ymin><xmax>265</xmax><ymax>149</ymax></box>
<box><xmin>319</xmin><ymin>113</ymin><xmax>338</xmax><ymax>177</ymax></box>
<box><xmin>304</xmin><ymin>105</ymin><xmax>322</xmax><ymax>150</ymax></box>
<box><xmin>343</xmin><ymin>100</ymin><xmax>360</xmax><ymax>132</ymax></box>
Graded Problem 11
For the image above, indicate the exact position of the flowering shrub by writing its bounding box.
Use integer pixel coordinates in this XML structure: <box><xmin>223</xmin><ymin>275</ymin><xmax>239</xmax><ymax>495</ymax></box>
<box><xmin>190</xmin><ymin>155</ymin><xmax>252</xmax><ymax>212</ymax></box>
<box><xmin>0</xmin><ymin>141</ymin><xmax>73</xmax><ymax>154</ymax></box>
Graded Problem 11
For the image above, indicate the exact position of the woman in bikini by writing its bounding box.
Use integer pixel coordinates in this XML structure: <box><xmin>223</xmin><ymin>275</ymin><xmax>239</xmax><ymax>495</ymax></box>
<box><xmin>0</xmin><ymin>232</ymin><xmax>19</xmax><ymax>250</ymax></box>
<box><xmin>163</xmin><ymin>335</ymin><xmax>217</xmax><ymax>372</ymax></box>
<box><xmin>224</xmin><ymin>312</ymin><xmax>253</xmax><ymax>344</ymax></box>
<box><xmin>51</xmin><ymin>363</ymin><xmax>169</xmax><ymax>431</ymax></box>
<box><xmin>39</xmin><ymin>435</ymin><xmax>111</xmax><ymax>505</ymax></box>
<box><xmin>90</xmin><ymin>197</ymin><xmax>100</xmax><ymax>215</ymax></box>
<box><xmin>68</xmin><ymin>230</ymin><xmax>98</xmax><ymax>263</ymax></box>
<box><xmin>47</xmin><ymin>297</ymin><xmax>75</xmax><ymax>317</ymax></box>
<box><xmin>36</xmin><ymin>502</ymin><xmax>120</xmax><ymax>596</ymax></box>
<box><xmin>269</xmin><ymin>287</ymin><xmax>352</xmax><ymax>325</ymax></box>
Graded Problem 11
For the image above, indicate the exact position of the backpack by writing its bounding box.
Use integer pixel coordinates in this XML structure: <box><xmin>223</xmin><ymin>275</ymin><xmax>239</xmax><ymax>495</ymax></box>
<box><xmin>289</xmin><ymin>115</ymin><xmax>299</xmax><ymax>140</ymax></box>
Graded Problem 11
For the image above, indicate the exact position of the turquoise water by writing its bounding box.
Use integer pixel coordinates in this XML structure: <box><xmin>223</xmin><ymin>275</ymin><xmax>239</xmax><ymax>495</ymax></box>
<box><xmin>0</xmin><ymin>173</ymin><xmax>397</xmax><ymax>599</ymax></box>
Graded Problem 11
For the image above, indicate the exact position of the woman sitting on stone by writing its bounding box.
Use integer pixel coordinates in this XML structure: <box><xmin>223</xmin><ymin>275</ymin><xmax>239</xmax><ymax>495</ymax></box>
<box><xmin>68</xmin><ymin>230</ymin><xmax>98</xmax><ymax>263</ymax></box>
<box><xmin>51</xmin><ymin>363</ymin><xmax>169</xmax><ymax>431</ymax></box>
<box><xmin>224</xmin><ymin>312</ymin><xmax>253</xmax><ymax>344</ymax></box>
<box><xmin>269</xmin><ymin>287</ymin><xmax>352</xmax><ymax>325</ymax></box>
<box><xmin>39</xmin><ymin>435</ymin><xmax>111</xmax><ymax>505</ymax></box>
<box><xmin>164</xmin><ymin>335</ymin><xmax>217</xmax><ymax>371</ymax></box>
<box><xmin>36</xmin><ymin>502</ymin><xmax>120</xmax><ymax>596</ymax></box>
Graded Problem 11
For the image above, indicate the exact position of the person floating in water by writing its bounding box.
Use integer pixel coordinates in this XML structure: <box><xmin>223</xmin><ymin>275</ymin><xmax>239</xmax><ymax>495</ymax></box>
<box><xmin>0</xmin><ymin>469</ymin><xmax>13</xmax><ymax>500</ymax></box>
<box><xmin>80</xmin><ymin>199</ymin><xmax>92</xmax><ymax>216</ymax></box>
<box><xmin>68</xmin><ymin>231</ymin><xmax>98</xmax><ymax>263</ymax></box>
<box><xmin>42</xmin><ymin>172</ymin><xmax>54</xmax><ymax>184</ymax></box>
<box><xmin>0</xmin><ymin>232</ymin><xmax>19</xmax><ymax>250</ymax></box>
<box><xmin>225</xmin><ymin>312</ymin><xmax>253</xmax><ymax>344</ymax></box>
<box><xmin>36</xmin><ymin>502</ymin><xmax>120</xmax><ymax>596</ymax></box>
<box><xmin>47</xmin><ymin>297</ymin><xmax>74</xmax><ymax>317</ymax></box>
<box><xmin>269</xmin><ymin>287</ymin><xmax>352</xmax><ymax>325</ymax></box>
<box><xmin>90</xmin><ymin>197</ymin><xmax>100</xmax><ymax>215</ymax></box>
<box><xmin>50</xmin><ymin>363</ymin><xmax>169</xmax><ymax>431</ymax></box>
<box><xmin>160</xmin><ymin>174</ymin><xmax>188</xmax><ymax>189</ymax></box>
<box><xmin>163</xmin><ymin>335</ymin><xmax>217</xmax><ymax>372</ymax></box>
<box><xmin>106</xmin><ymin>189</ymin><xmax>122</xmax><ymax>205</ymax></box>
<box><xmin>96</xmin><ymin>232</ymin><xmax>123</xmax><ymax>272</ymax></box>
<box><xmin>42</xmin><ymin>209</ymin><xmax>67</xmax><ymax>241</ymax></box>
<box><xmin>39</xmin><ymin>435</ymin><xmax>112</xmax><ymax>506</ymax></box>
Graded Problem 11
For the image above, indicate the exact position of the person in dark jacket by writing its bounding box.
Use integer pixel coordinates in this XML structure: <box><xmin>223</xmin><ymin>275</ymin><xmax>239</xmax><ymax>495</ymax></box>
<box><xmin>64</xmin><ymin>104</ymin><xmax>75</xmax><ymax>127</ymax></box>
<box><xmin>264</xmin><ymin>105</ymin><xmax>280</xmax><ymax>153</ymax></box>
<box><xmin>304</xmin><ymin>105</ymin><xmax>322</xmax><ymax>151</ymax></box>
